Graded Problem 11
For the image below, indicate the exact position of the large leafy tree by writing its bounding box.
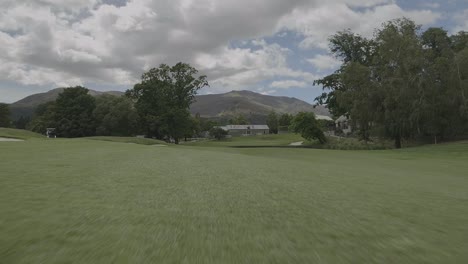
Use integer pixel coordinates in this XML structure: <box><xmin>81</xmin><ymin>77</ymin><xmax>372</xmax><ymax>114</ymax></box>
<box><xmin>419</xmin><ymin>27</ymin><xmax>458</xmax><ymax>142</ymax></box>
<box><xmin>455</xmin><ymin>47</ymin><xmax>468</xmax><ymax>125</ymax></box>
<box><xmin>28</xmin><ymin>102</ymin><xmax>56</xmax><ymax>134</ymax></box>
<box><xmin>290</xmin><ymin>112</ymin><xmax>327</xmax><ymax>144</ymax></box>
<box><xmin>278</xmin><ymin>113</ymin><xmax>293</xmax><ymax>131</ymax></box>
<box><xmin>451</xmin><ymin>31</ymin><xmax>468</xmax><ymax>53</ymax></box>
<box><xmin>266</xmin><ymin>111</ymin><xmax>279</xmax><ymax>134</ymax></box>
<box><xmin>126</xmin><ymin>63</ymin><xmax>208</xmax><ymax>144</ymax></box>
<box><xmin>373</xmin><ymin>18</ymin><xmax>426</xmax><ymax>148</ymax></box>
<box><xmin>54</xmin><ymin>87</ymin><xmax>96</xmax><ymax>137</ymax></box>
<box><xmin>313</xmin><ymin>28</ymin><xmax>380</xmax><ymax>141</ymax></box>
<box><xmin>314</xmin><ymin>18</ymin><xmax>468</xmax><ymax>148</ymax></box>
<box><xmin>93</xmin><ymin>95</ymin><xmax>138</xmax><ymax>136</ymax></box>
<box><xmin>0</xmin><ymin>103</ymin><xmax>11</xmax><ymax>127</ymax></box>
<box><xmin>28</xmin><ymin>87</ymin><xmax>96</xmax><ymax>137</ymax></box>
<box><xmin>229</xmin><ymin>114</ymin><xmax>248</xmax><ymax>125</ymax></box>
<box><xmin>13</xmin><ymin>116</ymin><xmax>30</xmax><ymax>129</ymax></box>
<box><xmin>209</xmin><ymin>127</ymin><xmax>228</xmax><ymax>140</ymax></box>
<box><xmin>314</xmin><ymin>29</ymin><xmax>376</xmax><ymax>118</ymax></box>
<box><xmin>339</xmin><ymin>62</ymin><xmax>379</xmax><ymax>141</ymax></box>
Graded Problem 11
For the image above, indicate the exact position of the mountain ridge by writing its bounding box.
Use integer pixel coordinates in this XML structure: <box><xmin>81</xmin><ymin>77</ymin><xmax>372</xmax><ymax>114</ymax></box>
<box><xmin>191</xmin><ymin>90</ymin><xmax>329</xmax><ymax>118</ymax></box>
<box><xmin>8</xmin><ymin>88</ymin><xmax>329</xmax><ymax>121</ymax></box>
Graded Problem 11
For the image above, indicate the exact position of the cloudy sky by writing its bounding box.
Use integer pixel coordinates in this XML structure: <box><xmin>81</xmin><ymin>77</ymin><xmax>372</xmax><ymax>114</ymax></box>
<box><xmin>0</xmin><ymin>0</ymin><xmax>467</xmax><ymax>103</ymax></box>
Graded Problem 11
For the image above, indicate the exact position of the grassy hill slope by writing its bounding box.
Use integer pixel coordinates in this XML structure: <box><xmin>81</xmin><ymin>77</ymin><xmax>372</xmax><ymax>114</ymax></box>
<box><xmin>0</xmin><ymin>128</ymin><xmax>44</xmax><ymax>139</ymax></box>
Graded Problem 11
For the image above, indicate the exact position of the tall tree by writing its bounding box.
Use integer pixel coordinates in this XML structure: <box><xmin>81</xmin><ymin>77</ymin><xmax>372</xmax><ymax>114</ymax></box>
<box><xmin>266</xmin><ymin>111</ymin><xmax>279</xmax><ymax>134</ymax></box>
<box><xmin>190</xmin><ymin>113</ymin><xmax>202</xmax><ymax>138</ymax></box>
<box><xmin>290</xmin><ymin>112</ymin><xmax>327</xmax><ymax>144</ymax></box>
<box><xmin>229</xmin><ymin>114</ymin><xmax>248</xmax><ymax>125</ymax></box>
<box><xmin>278</xmin><ymin>113</ymin><xmax>293</xmax><ymax>131</ymax></box>
<box><xmin>420</xmin><ymin>27</ymin><xmax>457</xmax><ymax>143</ymax></box>
<box><xmin>454</xmin><ymin>47</ymin><xmax>468</xmax><ymax>125</ymax></box>
<box><xmin>126</xmin><ymin>63</ymin><xmax>208</xmax><ymax>144</ymax></box>
<box><xmin>373</xmin><ymin>18</ymin><xmax>426</xmax><ymax>148</ymax></box>
<box><xmin>451</xmin><ymin>31</ymin><xmax>468</xmax><ymax>53</ymax></box>
<box><xmin>93</xmin><ymin>95</ymin><xmax>138</xmax><ymax>136</ymax></box>
<box><xmin>28</xmin><ymin>87</ymin><xmax>96</xmax><ymax>137</ymax></box>
<box><xmin>314</xmin><ymin>30</ymin><xmax>376</xmax><ymax>118</ymax></box>
<box><xmin>54</xmin><ymin>87</ymin><xmax>96</xmax><ymax>137</ymax></box>
<box><xmin>340</xmin><ymin>62</ymin><xmax>379</xmax><ymax>141</ymax></box>
<box><xmin>14</xmin><ymin>116</ymin><xmax>30</xmax><ymax>129</ymax></box>
<box><xmin>0</xmin><ymin>103</ymin><xmax>11</xmax><ymax>127</ymax></box>
<box><xmin>28</xmin><ymin>101</ymin><xmax>56</xmax><ymax>134</ymax></box>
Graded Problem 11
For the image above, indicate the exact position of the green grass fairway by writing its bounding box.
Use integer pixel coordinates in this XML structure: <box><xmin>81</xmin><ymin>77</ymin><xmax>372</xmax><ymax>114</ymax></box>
<box><xmin>85</xmin><ymin>136</ymin><xmax>167</xmax><ymax>145</ymax></box>
<box><xmin>185</xmin><ymin>133</ymin><xmax>304</xmax><ymax>147</ymax></box>
<box><xmin>1</xmin><ymin>139</ymin><xmax>468</xmax><ymax>263</ymax></box>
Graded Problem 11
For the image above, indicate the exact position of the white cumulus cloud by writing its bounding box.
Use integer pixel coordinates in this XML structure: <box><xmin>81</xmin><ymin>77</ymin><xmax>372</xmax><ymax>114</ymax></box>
<box><xmin>0</xmin><ymin>0</ymin><xmax>452</xmax><ymax>103</ymax></box>
<box><xmin>307</xmin><ymin>54</ymin><xmax>342</xmax><ymax>71</ymax></box>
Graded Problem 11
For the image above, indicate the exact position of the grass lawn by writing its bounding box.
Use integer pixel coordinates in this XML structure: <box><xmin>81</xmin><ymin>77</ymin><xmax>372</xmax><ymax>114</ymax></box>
<box><xmin>85</xmin><ymin>136</ymin><xmax>167</xmax><ymax>145</ymax></box>
<box><xmin>1</xmin><ymin>137</ymin><xmax>468</xmax><ymax>263</ymax></box>
<box><xmin>184</xmin><ymin>133</ymin><xmax>304</xmax><ymax>147</ymax></box>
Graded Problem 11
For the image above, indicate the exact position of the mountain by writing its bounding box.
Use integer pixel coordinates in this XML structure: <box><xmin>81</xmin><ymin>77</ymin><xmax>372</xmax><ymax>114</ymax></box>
<box><xmin>9</xmin><ymin>88</ymin><xmax>124</xmax><ymax>120</ymax></box>
<box><xmin>190</xmin><ymin>90</ymin><xmax>329</xmax><ymax>118</ymax></box>
<box><xmin>9</xmin><ymin>88</ymin><xmax>329</xmax><ymax>122</ymax></box>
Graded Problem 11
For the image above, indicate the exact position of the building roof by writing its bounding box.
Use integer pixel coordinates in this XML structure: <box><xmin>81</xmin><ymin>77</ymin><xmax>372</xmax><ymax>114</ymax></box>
<box><xmin>316</xmin><ymin>115</ymin><xmax>333</xmax><ymax>121</ymax></box>
<box><xmin>218</xmin><ymin>125</ymin><xmax>269</xmax><ymax>131</ymax></box>
<box><xmin>335</xmin><ymin>115</ymin><xmax>348</xmax><ymax>123</ymax></box>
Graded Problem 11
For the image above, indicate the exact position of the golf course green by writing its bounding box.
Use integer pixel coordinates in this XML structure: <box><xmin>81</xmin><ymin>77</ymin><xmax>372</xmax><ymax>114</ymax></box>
<box><xmin>1</xmin><ymin>130</ymin><xmax>467</xmax><ymax>263</ymax></box>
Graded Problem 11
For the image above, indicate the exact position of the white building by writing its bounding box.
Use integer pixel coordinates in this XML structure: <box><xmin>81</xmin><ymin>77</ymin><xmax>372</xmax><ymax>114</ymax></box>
<box><xmin>217</xmin><ymin>125</ymin><xmax>269</xmax><ymax>136</ymax></box>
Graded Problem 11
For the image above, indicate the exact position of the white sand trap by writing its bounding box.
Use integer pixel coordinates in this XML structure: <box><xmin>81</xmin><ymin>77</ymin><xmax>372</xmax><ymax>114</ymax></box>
<box><xmin>0</xmin><ymin>137</ymin><xmax>24</xmax><ymax>142</ymax></box>
<box><xmin>289</xmin><ymin>141</ymin><xmax>304</xmax><ymax>146</ymax></box>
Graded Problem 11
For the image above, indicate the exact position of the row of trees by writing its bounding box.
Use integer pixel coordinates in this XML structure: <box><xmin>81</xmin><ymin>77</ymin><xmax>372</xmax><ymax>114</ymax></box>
<box><xmin>29</xmin><ymin>87</ymin><xmax>138</xmax><ymax>137</ymax></box>
<box><xmin>315</xmin><ymin>18</ymin><xmax>468</xmax><ymax>148</ymax></box>
<box><xmin>28</xmin><ymin>63</ymin><xmax>211</xmax><ymax>143</ymax></box>
<box><xmin>0</xmin><ymin>103</ymin><xmax>11</xmax><ymax>127</ymax></box>
<box><xmin>266</xmin><ymin>112</ymin><xmax>294</xmax><ymax>134</ymax></box>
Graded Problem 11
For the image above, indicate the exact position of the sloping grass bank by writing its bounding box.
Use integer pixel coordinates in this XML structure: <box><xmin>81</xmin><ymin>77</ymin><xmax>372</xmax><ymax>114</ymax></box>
<box><xmin>0</xmin><ymin>128</ymin><xmax>44</xmax><ymax>140</ymax></box>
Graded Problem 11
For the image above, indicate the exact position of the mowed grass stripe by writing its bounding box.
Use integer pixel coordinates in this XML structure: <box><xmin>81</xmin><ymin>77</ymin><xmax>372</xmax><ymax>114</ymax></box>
<box><xmin>1</xmin><ymin>139</ymin><xmax>467</xmax><ymax>263</ymax></box>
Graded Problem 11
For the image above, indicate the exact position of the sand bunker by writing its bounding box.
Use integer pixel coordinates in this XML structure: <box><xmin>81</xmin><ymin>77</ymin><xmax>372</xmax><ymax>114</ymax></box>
<box><xmin>0</xmin><ymin>137</ymin><xmax>24</xmax><ymax>142</ymax></box>
<box><xmin>289</xmin><ymin>141</ymin><xmax>304</xmax><ymax>146</ymax></box>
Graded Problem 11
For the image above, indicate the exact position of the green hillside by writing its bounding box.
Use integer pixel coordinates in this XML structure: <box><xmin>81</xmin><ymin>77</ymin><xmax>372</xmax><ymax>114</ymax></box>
<box><xmin>0</xmin><ymin>128</ymin><xmax>44</xmax><ymax>140</ymax></box>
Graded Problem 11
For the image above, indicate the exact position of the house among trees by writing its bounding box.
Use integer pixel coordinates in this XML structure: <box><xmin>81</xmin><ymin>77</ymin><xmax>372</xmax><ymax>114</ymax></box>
<box><xmin>335</xmin><ymin>116</ymin><xmax>352</xmax><ymax>134</ymax></box>
<box><xmin>217</xmin><ymin>125</ymin><xmax>269</xmax><ymax>136</ymax></box>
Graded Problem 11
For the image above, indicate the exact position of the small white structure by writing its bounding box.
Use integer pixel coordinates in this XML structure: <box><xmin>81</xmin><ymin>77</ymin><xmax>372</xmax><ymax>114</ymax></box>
<box><xmin>217</xmin><ymin>125</ymin><xmax>269</xmax><ymax>136</ymax></box>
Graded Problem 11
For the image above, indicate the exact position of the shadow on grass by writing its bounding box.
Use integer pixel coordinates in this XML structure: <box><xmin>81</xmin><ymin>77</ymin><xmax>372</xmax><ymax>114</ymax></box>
<box><xmin>230</xmin><ymin>145</ymin><xmax>311</xmax><ymax>149</ymax></box>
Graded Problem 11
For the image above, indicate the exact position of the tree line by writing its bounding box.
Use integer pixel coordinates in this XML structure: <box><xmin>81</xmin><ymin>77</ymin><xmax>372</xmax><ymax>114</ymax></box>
<box><xmin>315</xmin><ymin>18</ymin><xmax>468</xmax><ymax>148</ymax></box>
<box><xmin>24</xmin><ymin>63</ymin><xmax>214</xmax><ymax>143</ymax></box>
<box><xmin>0</xmin><ymin>103</ymin><xmax>11</xmax><ymax>127</ymax></box>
